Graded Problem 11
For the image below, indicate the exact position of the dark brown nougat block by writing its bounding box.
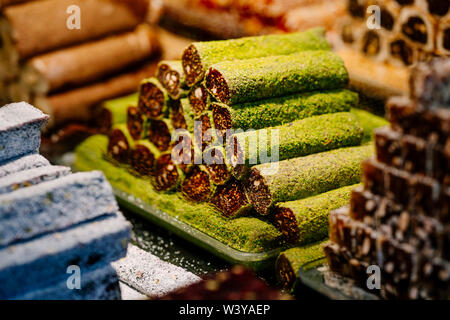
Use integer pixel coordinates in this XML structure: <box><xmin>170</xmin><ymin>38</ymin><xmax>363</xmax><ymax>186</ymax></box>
<box><xmin>375</xmin><ymin>127</ymin><xmax>448</xmax><ymax>182</ymax></box>
<box><xmin>362</xmin><ymin>158</ymin><xmax>445</xmax><ymax>221</ymax></box>
<box><xmin>387</xmin><ymin>97</ymin><xmax>450</xmax><ymax>145</ymax></box>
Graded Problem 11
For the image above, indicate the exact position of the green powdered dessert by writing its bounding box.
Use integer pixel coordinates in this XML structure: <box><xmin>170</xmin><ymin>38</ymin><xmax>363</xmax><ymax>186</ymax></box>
<box><xmin>182</xmin><ymin>27</ymin><xmax>331</xmax><ymax>86</ymax></box>
<box><xmin>97</xmin><ymin>93</ymin><xmax>138</xmax><ymax>133</ymax></box>
<box><xmin>205</xmin><ymin>50</ymin><xmax>349</xmax><ymax>105</ymax></box>
<box><xmin>350</xmin><ymin>108</ymin><xmax>389</xmax><ymax>143</ymax></box>
<box><xmin>189</xmin><ymin>84</ymin><xmax>211</xmax><ymax>117</ymax></box>
<box><xmin>127</xmin><ymin>106</ymin><xmax>148</xmax><ymax>140</ymax></box>
<box><xmin>147</xmin><ymin>119</ymin><xmax>173</xmax><ymax>152</ymax></box>
<box><xmin>230</xmin><ymin>112</ymin><xmax>364</xmax><ymax>179</ymax></box>
<box><xmin>152</xmin><ymin>152</ymin><xmax>184</xmax><ymax>192</ymax></box>
<box><xmin>244</xmin><ymin>144</ymin><xmax>374</xmax><ymax>215</ymax></box>
<box><xmin>129</xmin><ymin>140</ymin><xmax>160</xmax><ymax>177</ymax></box>
<box><xmin>138</xmin><ymin>77</ymin><xmax>170</xmax><ymax>120</ymax></box>
<box><xmin>275</xmin><ymin>240</ymin><xmax>327</xmax><ymax>291</ymax></box>
<box><xmin>75</xmin><ymin>135</ymin><xmax>284</xmax><ymax>253</ymax></box>
<box><xmin>107</xmin><ymin>124</ymin><xmax>135</xmax><ymax>164</ymax></box>
<box><xmin>212</xmin><ymin>89</ymin><xmax>359</xmax><ymax>134</ymax></box>
<box><xmin>203</xmin><ymin>145</ymin><xmax>232</xmax><ymax>185</ymax></box>
<box><xmin>180</xmin><ymin>165</ymin><xmax>216</xmax><ymax>203</ymax></box>
<box><xmin>156</xmin><ymin>60</ymin><xmax>187</xmax><ymax>100</ymax></box>
<box><xmin>273</xmin><ymin>184</ymin><xmax>358</xmax><ymax>243</ymax></box>
<box><xmin>180</xmin><ymin>98</ymin><xmax>195</xmax><ymax>132</ymax></box>
<box><xmin>209</xmin><ymin>178</ymin><xmax>253</xmax><ymax>218</ymax></box>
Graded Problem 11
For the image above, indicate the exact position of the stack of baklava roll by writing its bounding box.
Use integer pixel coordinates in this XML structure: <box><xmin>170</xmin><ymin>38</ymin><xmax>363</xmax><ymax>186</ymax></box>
<box><xmin>335</xmin><ymin>0</ymin><xmax>450</xmax><ymax>67</ymax></box>
<box><xmin>0</xmin><ymin>0</ymin><xmax>161</xmax><ymax>128</ymax></box>
<box><xmin>103</xmin><ymin>29</ymin><xmax>388</xmax><ymax>268</ymax></box>
<box><xmin>324</xmin><ymin>57</ymin><xmax>450</xmax><ymax>300</ymax></box>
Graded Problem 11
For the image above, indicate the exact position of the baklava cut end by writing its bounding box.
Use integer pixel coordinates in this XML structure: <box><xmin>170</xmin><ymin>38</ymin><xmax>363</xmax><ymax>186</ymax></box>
<box><xmin>189</xmin><ymin>85</ymin><xmax>209</xmax><ymax>116</ymax></box>
<box><xmin>127</xmin><ymin>106</ymin><xmax>145</xmax><ymax>140</ymax></box>
<box><xmin>152</xmin><ymin>154</ymin><xmax>180</xmax><ymax>192</ymax></box>
<box><xmin>227</xmin><ymin>136</ymin><xmax>246</xmax><ymax>179</ymax></box>
<box><xmin>204</xmin><ymin>147</ymin><xmax>231</xmax><ymax>185</ymax></box>
<box><xmin>181</xmin><ymin>166</ymin><xmax>214</xmax><ymax>203</ymax></box>
<box><xmin>205</xmin><ymin>68</ymin><xmax>230</xmax><ymax>104</ymax></box>
<box><xmin>130</xmin><ymin>144</ymin><xmax>156</xmax><ymax>177</ymax></box>
<box><xmin>148</xmin><ymin>120</ymin><xmax>171</xmax><ymax>152</ymax></box>
<box><xmin>107</xmin><ymin>129</ymin><xmax>130</xmax><ymax>163</ymax></box>
<box><xmin>211</xmin><ymin>103</ymin><xmax>232</xmax><ymax>137</ymax></box>
<box><xmin>171</xmin><ymin>131</ymin><xmax>194</xmax><ymax>173</ymax></box>
<box><xmin>275</xmin><ymin>253</ymin><xmax>296</xmax><ymax>290</ymax></box>
<box><xmin>194</xmin><ymin>113</ymin><xmax>215</xmax><ymax>150</ymax></box>
<box><xmin>138</xmin><ymin>81</ymin><xmax>165</xmax><ymax>119</ymax></box>
<box><xmin>272</xmin><ymin>206</ymin><xmax>300</xmax><ymax>243</ymax></box>
<box><xmin>244</xmin><ymin>169</ymin><xmax>273</xmax><ymax>215</ymax></box>
<box><xmin>169</xmin><ymin>100</ymin><xmax>187</xmax><ymax>130</ymax></box>
<box><xmin>210</xmin><ymin>179</ymin><xmax>251</xmax><ymax>218</ymax></box>
<box><xmin>182</xmin><ymin>44</ymin><xmax>203</xmax><ymax>87</ymax></box>
<box><xmin>157</xmin><ymin>63</ymin><xmax>182</xmax><ymax>99</ymax></box>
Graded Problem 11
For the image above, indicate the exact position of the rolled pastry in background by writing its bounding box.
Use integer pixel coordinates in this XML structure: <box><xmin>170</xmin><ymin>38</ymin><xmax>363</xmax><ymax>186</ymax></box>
<box><xmin>20</xmin><ymin>24</ymin><xmax>160</xmax><ymax>95</ymax></box>
<box><xmin>0</xmin><ymin>0</ymin><xmax>38</xmax><ymax>8</ymax></box>
<box><xmin>284</xmin><ymin>1</ymin><xmax>346</xmax><ymax>32</ymax></box>
<box><xmin>436</xmin><ymin>18</ymin><xmax>450</xmax><ymax>55</ymax></box>
<box><xmin>387</xmin><ymin>35</ymin><xmax>419</xmax><ymax>67</ymax></box>
<box><xmin>359</xmin><ymin>28</ymin><xmax>390</xmax><ymax>62</ymax></box>
<box><xmin>397</xmin><ymin>6</ymin><xmax>437</xmax><ymax>52</ymax></box>
<box><xmin>334</xmin><ymin>16</ymin><xmax>366</xmax><ymax>50</ymax></box>
<box><xmin>33</xmin><ymin>63</ymin><xmax>157</xmax><ymax>128</ymax></box>
<box><xmin>0</xmin><ymin>0</ymin><xmax>149</xmax><ymax>61</ymax></box>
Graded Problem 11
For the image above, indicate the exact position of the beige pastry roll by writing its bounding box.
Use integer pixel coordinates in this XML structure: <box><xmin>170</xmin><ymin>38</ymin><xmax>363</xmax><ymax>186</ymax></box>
<box><xmin>436</xmin><ymin>18</ymin><xmax>450</xmax><ymax>55</ymax></box>
<box><xmin>33</xmin><ymin>62</ymin><xmax>157</xmax><ymax>128</ymax></box>
<box><xmin>284</xmin><ymin>1</ymin><xmax>347</xmax><ymax>32</ymax></box>
<box><xmin>396</xmin><ymin>6</ymin><xmax>437</xmax><ymax>52</ymax></box>
<box><xmin>20</xmin><ymin>24</ymin><xmax>160</xmax><ymax>95</ymax></box>
<box><xmin>1</xmin><ymin>0</ymin><xmax>149</xmax><ymax>60</ymax></box>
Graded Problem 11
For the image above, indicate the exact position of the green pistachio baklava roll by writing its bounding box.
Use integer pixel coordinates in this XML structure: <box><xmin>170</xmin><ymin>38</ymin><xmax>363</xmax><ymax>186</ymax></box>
<box><xmin>129</xmin><ymin>140</ymin><xmax>161</xmax><ymax>177</ymax></box>
<box><xmin>188</xmin><ymin>83</ymin><xmax>211</xmax><ymax>117</ymax></box>
<box><xmin>275</xmin><ymin>240</ymin><xmax>328</xmax><ymax>291</ymax></box>
<box><xmin>156</xmin><ymin>60</ymin><xmax>187</xmax><ymax>100</ymax></box>
<box><xmin>230</xmin><ymin>112</ymin><xmax>363</xmax><ymax>179</ymax></box>
<box><xmin>151</xmin><ymin>152</ymin><xmax>184</xmax><ymax>193</ymax></box>
<box><xmin>168</xmin><ymin>99</ymin><xmax>188</xmax><ymax>130</ymax></box>
<box><xmin>212</xmin><ymin>89</ymin><xmax>359</xmax><ymax>135</ymax></box>
<box><xmin>203</xmin><ymin>145</ymin><xmax>232</xmax><ymax>186</ymax></box>
<box><xmin>182</xmin><ymin>27</ymin><xmax>331</xmax><ymax>87</ymax></box>
<box><xmin>97</xmin><ymin>93</ymin><xmax>138</xmax><ymax>133</ymax></box>
<box><xmin>209</xmin><ymin>178</ymin><xmax>253</xmax><ymax>218</ymax></box>
<box><xmin>180</xmin><ymin>165</ymin><xmax>216</xmax><ymax>203</ymax></box>
<box><xmin>138</xmin><ymin>77</ymin><xmax>170</xmax><ymax>120</ymax></box>
<box><xmin>147</xmin><ymin>118</ymin><xmax>174</xmax><ymax>152</ymax></box>
<box><xmin>273</xmin><ymin>184</ymin><xmax>358</xmax><ymax>243</ymax></box>
<box><xmin>126</xmin><ymin>106</ymin><xmax>148</xmax><ymax>140</ymax></box>
<box><xmin>205</xmin><ymin>50</ymin><xmax>349</xmax><ymax>105</ymax></box>
<box><xmin>180</xmin><ymin>98</ymin><xmax>195</xmax><ymax>133</ymax></box>
<box><xmin>107</xmin><ymin>123</ymin><xmax>135</xmax><ymax>164</ymax></box>
<box><xmin>244</xmin><ymin>144</ymin><xmax>374</xmax><ymax>215</ymax></box>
